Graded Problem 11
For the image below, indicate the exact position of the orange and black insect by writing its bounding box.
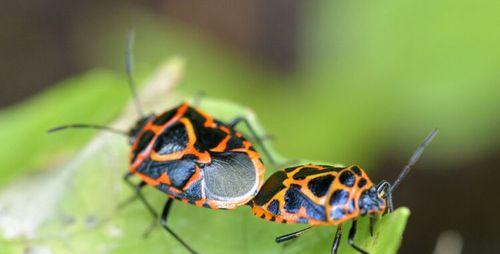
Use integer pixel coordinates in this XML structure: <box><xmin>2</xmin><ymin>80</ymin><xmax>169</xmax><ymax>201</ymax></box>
<box><xmin>250</xmin><ymin>129</ymin><xmax>438</xmax><ymax>254</ymax></box>
<box><xmin>126</xmin><ymin>102</ymin><xmax>269</xmax><ymax>210</ymax></box>
<box><xmin>49</xmin><ymin>30</ymin><xmax>273</xmax><ymax>254</ymax></box>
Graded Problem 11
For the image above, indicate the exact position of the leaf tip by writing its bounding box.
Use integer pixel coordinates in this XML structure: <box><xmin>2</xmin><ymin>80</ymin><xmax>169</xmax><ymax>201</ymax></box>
<box><xmin>393</xmin><ymin>207</ymin><xmax>411</xmax><ymax>218</ymax></box>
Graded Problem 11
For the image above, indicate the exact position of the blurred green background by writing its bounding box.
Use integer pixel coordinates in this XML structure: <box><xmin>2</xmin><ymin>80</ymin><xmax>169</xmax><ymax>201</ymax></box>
<box><xmin>1</xmin><ymin>1</ymin><xmax>500</xmax><ymax>253</ymax></box>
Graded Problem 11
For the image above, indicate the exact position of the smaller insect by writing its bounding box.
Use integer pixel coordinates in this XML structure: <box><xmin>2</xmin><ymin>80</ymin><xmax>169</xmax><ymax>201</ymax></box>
<box><xmin>250</xmin><ymin>129</ymin><xmax>438</xmax><ymax>254</ymax></box>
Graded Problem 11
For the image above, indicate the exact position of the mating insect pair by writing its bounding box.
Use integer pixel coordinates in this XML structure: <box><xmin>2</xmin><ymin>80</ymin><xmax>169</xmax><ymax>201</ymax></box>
<box><xmin>50</xmin><ymin>31</ymin><xmax>438</xmax><ymax>254</ymax></box>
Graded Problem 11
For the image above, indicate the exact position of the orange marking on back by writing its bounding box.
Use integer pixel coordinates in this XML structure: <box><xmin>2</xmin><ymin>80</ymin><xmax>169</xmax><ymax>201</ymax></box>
<box><xmin>169</xmin><ymin>187</ymin><xmax>182</xmax><ymax>195</ymax></box>
<box><xmin>158</xmin><ymin>173</ymin><xmax>172</xmax><ymax>185</ymax></box>
<box><xmin>194</xmin><ymin>107</ymin><xmax>215</xmax><ymax>127</ymax></box>
<box><xmin>182</xmin><ymin>166</ymin><xmax>202</xmax><ymax>191</ymax></box>
<box><xmin>206</xmin><ymin>200</ymin><xmax>219</xmax><ymax>209</ymax></box>
<box><xmin>129</xmin><ymin>103</ymin><xmax>190</xmax><ymax>173</ymax></box>
<box><xmin>150</xmin><ymin>150</ymin><xmax>184</xmax><ymax>161</ymax></box>
<box><xmin>210</xmin><ymin>135</ymin><xmax>230</xmax><ymax>152</ymax></box>
<box><xmin>134</xmin><ymin>172</ymin><xmax>161</xmax><ymax>186</ymax></box>
<box><xmin>219</xmin><ymin>126</ymin><xmax>230</xmax><ymax>133</ymax></box>
<box><xmin>149</xmin><ymin>117</ymin><xmax>212</xmax><ymax>164</ymax></box>
<box><xmin>194</xmin><ymin>200</ymin><xmax>204</xmax><ymax>207</ymax></box>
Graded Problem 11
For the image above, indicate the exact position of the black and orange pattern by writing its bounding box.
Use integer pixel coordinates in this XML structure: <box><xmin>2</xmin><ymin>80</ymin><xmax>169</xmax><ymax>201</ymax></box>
<box><xmin>251</xmin><ymin>164</ymin><xmax>386</xmax><ymax>225</ymax></box>
<box><xmin>128</xmin><ymin>102</ymin><xmax>265</xmax><ymax>209</ymax></box>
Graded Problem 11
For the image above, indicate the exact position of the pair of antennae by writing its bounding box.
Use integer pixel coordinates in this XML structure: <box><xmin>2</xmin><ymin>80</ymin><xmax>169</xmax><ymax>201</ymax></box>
<box><xmin>390</xmin><ymin>128</ymin><xmax>439</xmax><ymax>192</ymax></box>
<box><xmin>48</xmin><ymin>29</ymin><xmax>143</xmax><ymax>136</ymax></box>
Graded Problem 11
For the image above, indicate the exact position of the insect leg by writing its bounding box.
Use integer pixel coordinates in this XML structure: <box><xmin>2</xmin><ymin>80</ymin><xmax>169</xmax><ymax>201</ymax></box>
<box><xmin>376</xmin><ymin>180</ymin><xmax>394</xmax><ymax>212</ymax></box>
<box><xmin>369</xmin><ymin>216</ymin><xmax>379</xmax><ymax>237</ymax></box>
<box><xmin>275</xmin><ymin>226</ymin><xmax>313</xmax><ymax>243</ymax></box>
<box><xmin>330</xmin><ymin>225</ymin><xmax>343</xmax><ymax>254</ymax></box>
<box><xmin>120</xmin><ymin>172</ymin><xmax>161</xmax><ymax>237</ymax></box>
<box><xmin>117</xmin><ymin>172</ymin><xmax>141</xmax><ymax>208</ymax></box>
<box><xmin>228</xmin><ymin>117</ymin><xmax>276</xmax><ymax>165</ymax></box>
<box><xmin>348</xmin><ymin>220</ymin><xmax>369</xmax><ymax>254</ymax></box>
<box><xmin>120</xmin><ymin>173</ymin><xmax>157</xmax><ymax>217</ymax></box>
<box><xmin>160</xmin><ymin>199</ymin><xmax>199</xmax><ymax>254</ymax></box>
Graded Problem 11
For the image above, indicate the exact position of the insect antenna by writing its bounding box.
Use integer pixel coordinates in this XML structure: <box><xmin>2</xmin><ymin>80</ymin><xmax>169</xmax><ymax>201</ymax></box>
<box><xmin>390</xmin><ymin>128</ymin><xmax>439</xmax><ymax>192</ymax></box>
<box><xmin>125</xmin><ymin>28</ymin><xmax>144</xmax><ymax>118</ymax></box>
<box><xmin>47</xmin><ymin>124</ymin><xmax>129</xmax><ymax>136</ymax></box>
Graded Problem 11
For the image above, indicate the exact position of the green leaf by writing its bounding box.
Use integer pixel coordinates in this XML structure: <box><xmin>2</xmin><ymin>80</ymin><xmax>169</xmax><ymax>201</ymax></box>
<box><xmin>0</xmin><ymin>69</ymin><xmax>130</xmax><ymax>187</ymax></box>
<box><xmin>0</xmin><ymin>60</ymin><xmax>409</xmax><ymax>254</ymax></box>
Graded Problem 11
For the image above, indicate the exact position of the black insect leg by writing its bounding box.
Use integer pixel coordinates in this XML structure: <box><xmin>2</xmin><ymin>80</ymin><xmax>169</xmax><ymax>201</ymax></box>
<box><xmin>331</xmin><ymin>225</ymin><xmax>343</xmax><ymax>254</ymax></box>
<box><xmin>369</xmin><ymin>217</ymin><xmax>377</xmax><ymax>237</ymax></box>
<box><xmin>120</xmin><ymin>172</ymin><xmax>160</xmax><ymax>237</ymax></box>
<box><xmin>348</xmin><ymin>220</ymin><xmax>369</xmax><ymax>254</ymax></box>
<box><xmin>275</xmin><ymin>226</ymin><xmax>313</xmax><ymax>243</ymax></box>
<box><xmin>228</xmin><ymin>117</ymin><xmax>276</xmax><ymax>165</ymax></box>
<box><xmin>117</xmin><ymin>172</ymin><xmax>141</xmax><ymax>209</ymax></box>
<box><xmin>376</xmin><ymin>180</ymin><xmax>394</xmax><ymax>212</ymax></box>
<box><xmin>160</xmin><ymin>199</ymin><xmax>199</xmax><ymax>254</ymax></box>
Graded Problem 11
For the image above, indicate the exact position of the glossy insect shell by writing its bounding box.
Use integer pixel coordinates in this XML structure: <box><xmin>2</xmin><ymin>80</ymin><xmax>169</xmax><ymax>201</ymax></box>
<box><xmin>251</xmin><ymin>164</ymin><xmax>386</xmax><ymax>225</ymax></box>
<box><xmin>129</xmin><ymin>102</ymin><xmax>265</xmax><ymax>210</ymax></box>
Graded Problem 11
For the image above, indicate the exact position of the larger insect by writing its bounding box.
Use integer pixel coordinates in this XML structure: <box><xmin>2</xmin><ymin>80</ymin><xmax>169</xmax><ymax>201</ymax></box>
<box><xmin>49</xmin><ymin>30</ymin><xmax>274</xmax><ymax>254</ymax></box>
<box><xmin>250</xmin><ymin>129</ymin><xmax>438</xmax><ymax>254</ymax></box>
